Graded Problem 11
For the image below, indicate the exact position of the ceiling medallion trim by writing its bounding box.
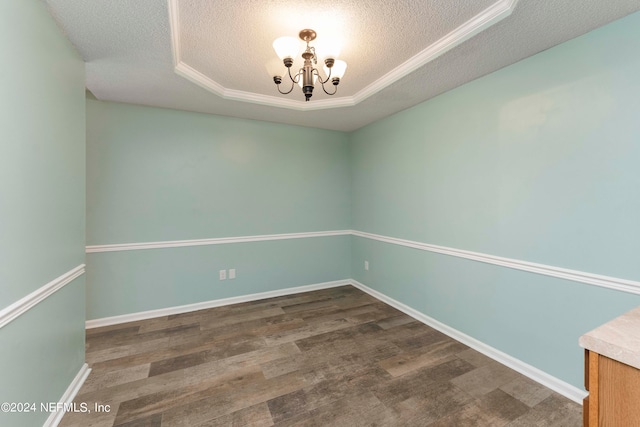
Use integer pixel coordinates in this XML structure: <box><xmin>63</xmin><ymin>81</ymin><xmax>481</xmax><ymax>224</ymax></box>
<box><xmin>168</xmin><ymin>0</ymin><xmax>519</xmax><ymax>111</ymax></box>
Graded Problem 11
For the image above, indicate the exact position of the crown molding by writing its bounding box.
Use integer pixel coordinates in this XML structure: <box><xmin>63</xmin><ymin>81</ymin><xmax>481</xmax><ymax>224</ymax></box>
<box><xmin>167</xmin><ymin>0</ymin><xmax>519</xmax><ymax>111</ymax></box>
<box><xmin>168</xmin><ymin>0</ymin><xmax>181</xmax><ymax>68</ymax></box>
<box><xmin>353</xmin><ymin>0</ymin><xmax>519</xmax><ymax>105</ymax></box>
<box><xmin>175</xmin><ymin>62</ymin><xmax>357</xmax><ymax>111</ymax></box>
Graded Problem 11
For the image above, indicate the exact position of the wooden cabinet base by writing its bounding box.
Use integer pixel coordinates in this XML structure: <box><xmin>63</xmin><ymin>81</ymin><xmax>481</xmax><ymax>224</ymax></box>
<box><xmin>584</xmin><ymin>350</ymin><xmax>640</xmax><ymax>426</ymax></box>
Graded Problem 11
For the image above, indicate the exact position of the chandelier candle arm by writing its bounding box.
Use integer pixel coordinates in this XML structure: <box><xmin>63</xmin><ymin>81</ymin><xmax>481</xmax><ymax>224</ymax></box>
<box><xmin>274</xmin><ymin>67</ymin><xmax>302</xmax><ymax>95</ymax></box>
<box><xmin>270</xmin><ymin>29</ymin><xmax>346</xmax><ymax>102</ymax></box>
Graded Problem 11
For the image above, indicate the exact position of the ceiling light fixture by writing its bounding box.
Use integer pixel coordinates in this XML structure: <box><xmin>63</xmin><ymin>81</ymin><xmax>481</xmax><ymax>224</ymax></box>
<box><xmin>272</xmin><ymin>29</ymin><xmax>347</xmax><ymax>102</ymax></box>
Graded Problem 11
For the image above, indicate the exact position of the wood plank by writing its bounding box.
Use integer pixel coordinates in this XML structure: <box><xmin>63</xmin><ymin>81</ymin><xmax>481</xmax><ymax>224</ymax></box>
<box><xmin>585</xmin><ymin>349</ymin><xmax>589</xmax><ymax>391</ymax></box>
<box><xmin>60</xmin><ymin>285</ymin><xmax>582</xmax><ymax>426</ymax></box>
<box><xmin>589</xmin><ymin>351</ymin><xmax>599</xmax><ymax>427</ymax></box>
<box><xmin>599</xmin><ymin>354</ymin><xmax>640</xmax><ymax>426</ymax></box>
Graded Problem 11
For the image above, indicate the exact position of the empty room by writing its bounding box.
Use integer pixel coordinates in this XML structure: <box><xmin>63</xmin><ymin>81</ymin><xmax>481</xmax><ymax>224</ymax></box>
<box><xmin>2</xmin><ymin>0</ymin><xmax>640</xmax><ymax>426</ymax></box>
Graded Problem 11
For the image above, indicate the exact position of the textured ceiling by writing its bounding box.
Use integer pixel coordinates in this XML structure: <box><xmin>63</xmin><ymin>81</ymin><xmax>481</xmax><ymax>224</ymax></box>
<box><xmin>46</xmin><ymin>0</ymin><xmax>640</xmax><ymax>131</ymax></box>
<box><xmin>177</xmin><ymin>0</ymin><xmax>496</xmax><ymax>97</ymax></box>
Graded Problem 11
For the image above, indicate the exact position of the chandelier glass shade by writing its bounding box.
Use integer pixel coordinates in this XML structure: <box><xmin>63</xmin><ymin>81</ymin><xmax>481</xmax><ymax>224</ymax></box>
<box><xmin>271</xmin><ymin>29</ymin><xmax>347</xmax><ymax>102</ymax></box>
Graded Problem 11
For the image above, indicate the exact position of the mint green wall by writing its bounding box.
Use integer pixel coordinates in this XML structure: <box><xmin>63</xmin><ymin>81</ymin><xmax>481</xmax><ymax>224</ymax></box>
<box><xmin>0</xmin><ymin>279</ymin><xmax>86</xmax><ymax>426</ymax></box>
<box><xmin>1</xmin><ymin>2</ymin><xmax>86</xmax><ymax>306</ymax></box>
<box><xmin>86</xmin><ymin>100</ymin><xmax>350</xmax><ymax>319</ymax></box>
<box><xmin>85</xmin><ymin>8</ymin><xmax>640</xmax><ymax>393</ymax></box>
<box><xmin>87</xmin><ymin>100</ymin><xmax>350</xmax><ymax>244</ymax></box>
<box><xmin>87</xmin><ymin>237</ymin><xmax>350</xmax><ymax>319</ymax></box>
<box><xmin>350</xmin><ymin>11</ymin><xmax>640</xmax><ymax>389</ymax></box>
<box><xmin>0</xmin><ymin>0</ymin><xmax>86</xmax><ymax>425</ymax></box>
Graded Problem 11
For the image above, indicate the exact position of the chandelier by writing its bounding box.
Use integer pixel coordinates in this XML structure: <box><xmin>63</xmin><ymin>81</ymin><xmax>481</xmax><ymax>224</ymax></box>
<box><xmin>271</xmin><ymin>29</ymin><xmax>347</xmax><ymax>102</ymax></box>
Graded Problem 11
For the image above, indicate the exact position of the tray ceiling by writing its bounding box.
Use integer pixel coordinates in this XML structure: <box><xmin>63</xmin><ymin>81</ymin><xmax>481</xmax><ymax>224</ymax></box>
<box><xmin>46</xmin><ymin>0</ymin><xmax>640</xmax><ymax>131</ymax></box>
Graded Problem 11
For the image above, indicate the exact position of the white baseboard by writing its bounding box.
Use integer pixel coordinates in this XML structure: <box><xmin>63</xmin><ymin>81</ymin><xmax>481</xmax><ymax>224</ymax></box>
<box><xmin>86</xmin><ymin>279</ymin><xmax>351</xmax><ymax>329</ymax></box>
<box><xmin>350</xmin><ymin>279</ymin><xmax>587</xmax><ymax>405</ymax></box>
<box><xmin>43</xmin><ymin>363</ymin><xmax>91</xmax><ymax>427</ymax></box>
<box><xmin>84</xmin><ymin>277</ymin><xmax>586</xmax><ymax>405</ymax></box>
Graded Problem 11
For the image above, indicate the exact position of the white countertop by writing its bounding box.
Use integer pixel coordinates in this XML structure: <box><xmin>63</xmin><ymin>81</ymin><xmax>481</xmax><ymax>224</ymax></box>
<box><xmin>579</xmin><ymin>306</ymin><xmax>640</xmax><ymax>370</ymax></box>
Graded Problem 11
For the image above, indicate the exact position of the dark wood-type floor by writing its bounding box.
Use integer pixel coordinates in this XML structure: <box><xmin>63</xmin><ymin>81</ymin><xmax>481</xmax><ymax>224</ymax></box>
<box><xmin>60</xmin><ymin>285</ymin><xmax>582</xmax><ymax>426</ymax></box>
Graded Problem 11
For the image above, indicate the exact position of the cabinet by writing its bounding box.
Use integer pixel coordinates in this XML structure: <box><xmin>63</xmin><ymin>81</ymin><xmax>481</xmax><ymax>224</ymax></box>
<box><xmin>583</xmin><ymin>349</ymin><xmax>640</xmax><ymax>426</ymax></box>
<box><xmin>581</xmin><ymin>306</ymin><xmax>640</xmax><ymax>426</ymax></box>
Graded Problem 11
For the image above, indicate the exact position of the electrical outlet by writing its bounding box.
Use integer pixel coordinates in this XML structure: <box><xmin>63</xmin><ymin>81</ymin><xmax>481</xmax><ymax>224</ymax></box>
<box><xmin>229</xmin><ymin>268</ymin><xmax>236</xmax><ymax>279</ymax></box>
<box><xmin>364</xmin><ymin>261</ymin><xmax>369</xmax><ymax>271</ymax></box>
<box><xmin>219</xmin><ymin>269</ymin><xmax>227</xmax><ymax>280</ymax></box>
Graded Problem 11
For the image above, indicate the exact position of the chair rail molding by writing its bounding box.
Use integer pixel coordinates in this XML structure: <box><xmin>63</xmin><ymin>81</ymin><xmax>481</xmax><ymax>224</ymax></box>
<box><xmin>0</xmin><ymin>264</ymin><xmax>85</xmax><ymax>329</ymax></box>
<box><xmin>86</xmin><ymin>229</ymin><xmax>640</xmax><ymax>295</ymax></box>
<box><xmin>85</xmin><ymin>230</ymin><xmax>352</xmax><ymax>253</ymax></box>
<box><xmin>352</xmin><ymin>230</ymin><xmax>640</xmax><ymax>296</ymax></box>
